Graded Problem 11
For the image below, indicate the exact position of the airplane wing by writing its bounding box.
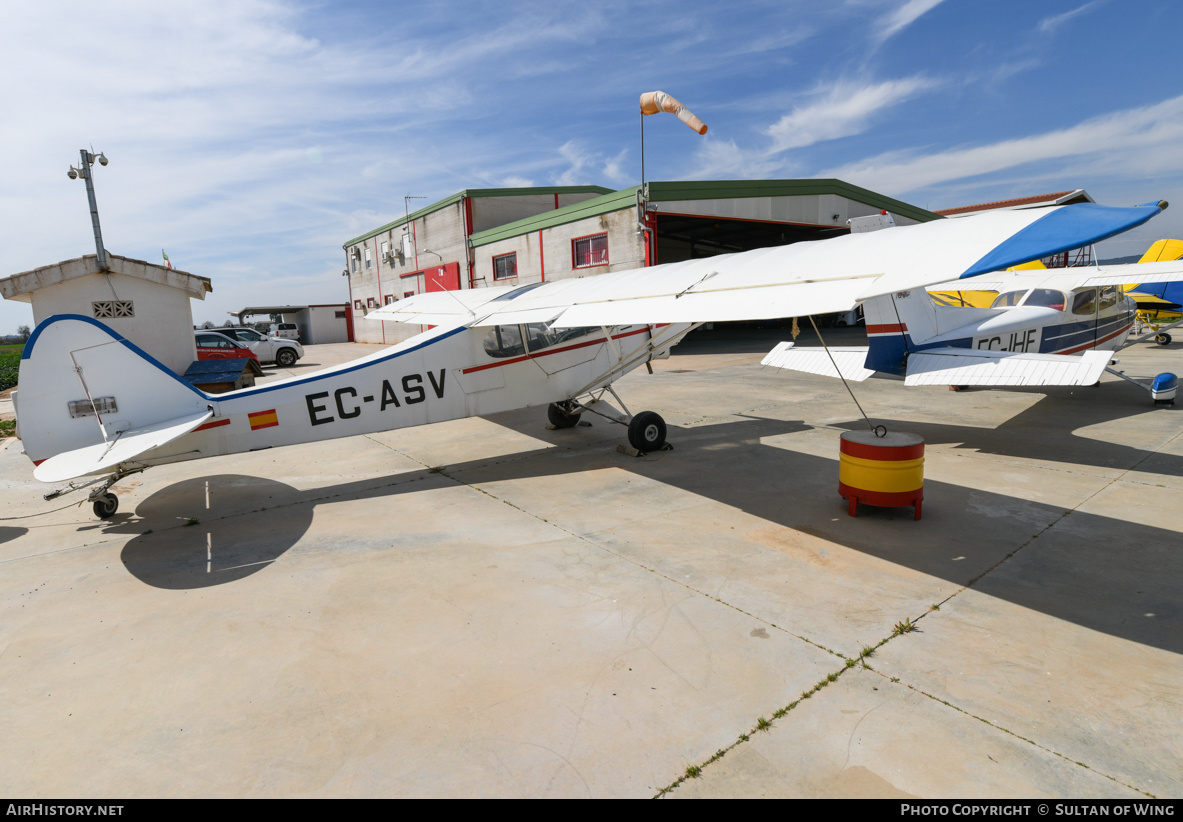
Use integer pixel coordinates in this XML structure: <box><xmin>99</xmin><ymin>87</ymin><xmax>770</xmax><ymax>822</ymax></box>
<box><xmin>1079</xmin><ymin>260</ymin><xmax>1183</xmax><ymax>287</ymax></box>
<box><xmin>369</xmin><ymin>202</ymin><xmax>1164</xmax><ymax>329</ymax></box>
<box><xmin>903</xmin><ymin>348</ymin><xmax>1112</xmax><ymax>387</ymax></box>
<box><xmin>33</xmin><ymin>409</ymin><xmax>214</xmax><ymax>482</ymax></box>
<box><xmin>761</xmin><ymin>342</ymin><xmax>875</xmax><ymax>381</ymax></box>
<box><xmin>366</xmin><ymin>283</ymin><xmax>522</xmax><ymax>326</ymax></box>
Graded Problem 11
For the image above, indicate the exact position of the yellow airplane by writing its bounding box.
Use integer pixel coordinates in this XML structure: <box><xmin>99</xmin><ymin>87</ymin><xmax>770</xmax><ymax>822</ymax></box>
<box><xmin>1125</xmin><ymin>240</ymin><xmax>1183</xmax><ymax>343</ymax></box>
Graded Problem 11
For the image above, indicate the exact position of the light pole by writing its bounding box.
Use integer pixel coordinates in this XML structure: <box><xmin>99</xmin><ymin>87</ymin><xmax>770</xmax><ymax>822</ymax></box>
<box><xmin>67</xmin><ymin>149</ymin><xmax>109</xmax><ymax>270</ymax></box>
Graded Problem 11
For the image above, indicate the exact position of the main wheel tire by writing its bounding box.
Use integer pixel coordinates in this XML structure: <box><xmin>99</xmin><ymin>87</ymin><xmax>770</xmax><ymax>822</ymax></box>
<box><xmin>276</xmin><ymin>348</ymin><xmax>298</xmax><ymax>367</ymax></box>
<box><xmin>1155</xmin><ymin>332</ymin><xmax>1172</xmax><ymax>346</ymax></box>
<box><xmin>547</xmin><ymin>402</ymin><xmax>581</xmax><ymax>428</ymax></box>
<box><xmin>92</xmin><ymin>493</ymin><xmax>119</xmax><ymax>519</ymax></box>
<box><xmin>627</xmin><ymin>411</ymin><xmax>667</xmax><ymax>452</ymax></box>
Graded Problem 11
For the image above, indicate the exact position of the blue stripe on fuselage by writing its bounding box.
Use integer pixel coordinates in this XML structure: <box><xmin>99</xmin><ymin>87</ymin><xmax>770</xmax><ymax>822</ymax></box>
<box><xmin>865</xmin><ymin>333</ymin><xmax>972</xmax><ymax>375</ymax></box>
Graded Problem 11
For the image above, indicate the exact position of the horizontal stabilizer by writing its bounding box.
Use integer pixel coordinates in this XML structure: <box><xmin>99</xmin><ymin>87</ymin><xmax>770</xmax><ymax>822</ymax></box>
<box><xmin>34</xmin><ymin>409</ymin><xmax>213</xmax><ymax>482</ymax></box>
<box><xmin>904</xmin><ymin>348</ymin><xmax>1111</xmax><ymax>387</ymax></box>
<box><xmin>761</xmin><ymin>342</ymin><xmax>874</xmax><ymax>381</ymax></box>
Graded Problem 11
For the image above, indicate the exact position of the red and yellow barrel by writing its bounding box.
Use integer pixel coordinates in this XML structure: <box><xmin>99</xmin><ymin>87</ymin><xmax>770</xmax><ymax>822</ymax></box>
<box><xmin>838</xmin><ymin>431</ymin><xmax>925</xmax><ymax>520</ymax></box>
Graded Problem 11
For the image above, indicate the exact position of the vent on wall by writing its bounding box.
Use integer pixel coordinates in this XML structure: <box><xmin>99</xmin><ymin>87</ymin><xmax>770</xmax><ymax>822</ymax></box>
<box><xmin>93</xmin><ymin>300</ymin><xmax>134</xmax><ymax>318</ymax></box>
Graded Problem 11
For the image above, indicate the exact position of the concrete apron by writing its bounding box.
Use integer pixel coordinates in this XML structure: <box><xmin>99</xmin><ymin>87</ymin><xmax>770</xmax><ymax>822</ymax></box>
<box><xmin>0</xmin><ymin>333</ymin><xmax>1180</xmax><ymax>798</ymax></box>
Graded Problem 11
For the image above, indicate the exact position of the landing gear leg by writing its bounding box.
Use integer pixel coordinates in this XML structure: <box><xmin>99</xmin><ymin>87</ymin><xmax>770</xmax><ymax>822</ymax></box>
<box><xmin>45</xmin><ymin>466</ymin><xmax>141</xmax><ymax>520</ymax></box>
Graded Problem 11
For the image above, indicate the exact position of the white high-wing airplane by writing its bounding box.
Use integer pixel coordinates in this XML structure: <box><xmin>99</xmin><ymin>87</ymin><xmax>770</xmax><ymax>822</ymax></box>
<box><xmin>762</xmin><ymin>260</ymin><xmax>1183</xmax><ymax>402</ymax></box>
<box><xmin>13</xmin><ymin>201</ymin><xmax>1173</xmax><ymax>518</ymax></box>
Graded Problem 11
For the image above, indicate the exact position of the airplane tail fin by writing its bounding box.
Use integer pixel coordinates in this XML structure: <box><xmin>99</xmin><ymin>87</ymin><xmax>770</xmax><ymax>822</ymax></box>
<box><xmin>17</xmin><ymin>316</ymin><xmax>214</xmax><ymax>477</ymax></box>
<box><xmin>862</xmin><ymin>290</ymin><xmax>942</xmax><ymax>376</ymax></box>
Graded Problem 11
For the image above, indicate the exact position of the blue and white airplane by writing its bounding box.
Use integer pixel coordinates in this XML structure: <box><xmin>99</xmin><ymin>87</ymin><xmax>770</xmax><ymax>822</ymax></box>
<box><xmin>763</xmin><ymin>224</ymin><xmax>1183</xmax><ymax>403</ymax></box>
<box><xmin>14</xmin><ymin>201</ymin><xmax>1178</xmax><ymax>517</ymax></box>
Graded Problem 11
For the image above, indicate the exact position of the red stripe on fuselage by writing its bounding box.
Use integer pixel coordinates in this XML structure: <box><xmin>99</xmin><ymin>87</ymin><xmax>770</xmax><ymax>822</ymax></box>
<box><xmin>1051</xmin><ymin>321</ymin><xmax>1133</xmax><ymax>355</ymax></box>
<box><xmin>193</xmin><ymin>418</ymin><xmax>231</xmax><ymax>433</ymax></box>
<box><xmin>867</xmin><ymin>323</ymin><xmax>907</xmax><ymax>335</ymax></box>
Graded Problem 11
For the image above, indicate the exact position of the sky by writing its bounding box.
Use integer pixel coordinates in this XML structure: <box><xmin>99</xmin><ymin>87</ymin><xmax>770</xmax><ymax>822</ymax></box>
<box><xmin>4</xmin><ymin>0</ymin><xmax>1183</xmax><ymax>332</ymax></box>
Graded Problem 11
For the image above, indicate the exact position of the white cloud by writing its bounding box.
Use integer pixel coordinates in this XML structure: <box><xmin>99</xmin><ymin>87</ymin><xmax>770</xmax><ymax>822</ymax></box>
<box><xmin>822</xmin><ymin>94</ymin><xmax>1183</xmax><ymax>197</ymax></box>
<box><xmin>765</xmin><ymin>77</ymin><xmax>939</xmax><ymax>153</ymax></box>
<box><xmin>1038</xmin><ymin>1</ymin><xmax>1104</xmax><ymax>34</ymax></box>
<box><xmin>874</xmin><ymin>0</ymin><xmax>946</xmax><ymax>43</ymax></box>
<box><xmin>689</xmin><ymin>138</ymin><xmax>783</xmax><ymax>180</ymax></box>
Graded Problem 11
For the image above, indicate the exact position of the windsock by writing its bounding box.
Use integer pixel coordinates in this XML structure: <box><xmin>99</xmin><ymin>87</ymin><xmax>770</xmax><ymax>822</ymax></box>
<box><xmin>639</xmin><ymin>91</ymin><xmax>707</xmax><ymax>135</ymax></box>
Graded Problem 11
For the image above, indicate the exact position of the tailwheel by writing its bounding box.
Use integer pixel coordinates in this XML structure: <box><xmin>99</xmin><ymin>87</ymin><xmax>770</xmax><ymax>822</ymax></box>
<box><xmin>627</xmin><ymin>411</ymin><xmax>667</xmax><ymax>452</ymax></box>
<box><xmin>1155</xmin><ymin>332</ymin><xmax>1172</xmax><ymax>346</ymax></box>
<box><xmin>547</xmin><ymin>402</ymin><xmax>582</xmax><ymax>429</ymax></box>
<box><xmin>92</xmin><ymin>493</ymin><xmax>119</xmax><ymax>519</ymax></box>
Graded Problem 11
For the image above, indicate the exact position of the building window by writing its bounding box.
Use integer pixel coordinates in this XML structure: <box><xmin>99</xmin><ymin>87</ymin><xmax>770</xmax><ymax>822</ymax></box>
<box><xmin>404</xmin><ymin>291</ymin><xmax>415</xmax><ymax>299</ymax></box>
<box><xmin>367</xmin><ymin>297</ymin><xmax>377</xmax><ymax>308</ymax></box>
<box><xmin>384</xmin><ymin>295</ymin><xmax>395</xmax><ymax>305</ymax></box>
<box><xmin>354</xmin><ymin>300</ymin><xmax>363</xmax><ymax>310</ymax></box>
<box><xmin>364</xmin><ymin>248</ymin><xmax>372</xmax><ymax>269</ymax></box>
<box><xmin>351</xmin><ymin>256</ymin><xmax>358</xmax><ymax>273</ymax></box>
<box><xmin>573</xmin><ymin>233</ymin><xmax>608</xmax><ymax>268</ymax></box>
<box><xmin>492</xmin><ymin>252</ymin><xmax>517</xmax><ymax>280</ymax></box>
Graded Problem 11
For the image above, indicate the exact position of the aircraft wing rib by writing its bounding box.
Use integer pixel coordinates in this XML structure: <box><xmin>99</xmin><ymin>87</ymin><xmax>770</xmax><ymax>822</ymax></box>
<box><xmin>904</xmin><ymin>348</ymin><xmax>1111</xmax><ymax>387</ymax></box>
<box><xmin>761</xmin><ymin>342</ymin><xmax>875</xmax><ymax>381</ymax></box>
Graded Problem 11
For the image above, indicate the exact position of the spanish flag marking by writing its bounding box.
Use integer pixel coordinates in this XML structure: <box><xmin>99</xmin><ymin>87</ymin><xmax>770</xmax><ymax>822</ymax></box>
<box><xmin>248</xmin><ymin>409</ymin><xmax>279</xmax><ymax>431</ymax></box>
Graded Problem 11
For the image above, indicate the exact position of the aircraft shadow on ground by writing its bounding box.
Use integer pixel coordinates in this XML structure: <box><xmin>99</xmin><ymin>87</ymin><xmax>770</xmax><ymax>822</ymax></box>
<box><xmin>847</xmin><ymin>388</ymin><xmax>1183</xmax><ymax>478</ymax></box>
<box><xmin>107</xmin><ymin>406</ymin><xmax>1181</xmax><ymax>654</ymax></box>
<box><xmin>0</xmin><ymin>526</ymin><xmax>29</xmax><ymax>545</ymax></box>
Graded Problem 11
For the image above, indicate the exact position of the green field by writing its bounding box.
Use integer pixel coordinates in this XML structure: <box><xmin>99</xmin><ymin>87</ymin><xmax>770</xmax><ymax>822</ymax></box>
<box><xmin>0</xmin><ymin>346</ymin><xmax>22</xmax><ymax>392</ymax></box>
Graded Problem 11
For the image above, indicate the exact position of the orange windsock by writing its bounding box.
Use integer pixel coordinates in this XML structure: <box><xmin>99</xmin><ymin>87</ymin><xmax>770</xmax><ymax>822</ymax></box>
<box><xmin>639</xmin><ymin>90</ymin><xmax>707</xmax><ymax>135</ymax></box>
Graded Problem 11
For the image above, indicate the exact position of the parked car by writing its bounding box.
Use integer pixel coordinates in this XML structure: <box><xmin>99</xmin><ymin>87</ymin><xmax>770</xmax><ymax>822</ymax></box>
<box><xmin>268</xmin><ymin>322</ymin><xmax>300</xmax><ymax>341</ymax></box>
<box><xmin>195</xmin><ymin>332</ymin><xmax>261</xmax><ymax>363</ymax></box>
<box><xmin>201</xmin><ymin>327</ymin><xmax>304</xmax><ymax>367</ymax></box>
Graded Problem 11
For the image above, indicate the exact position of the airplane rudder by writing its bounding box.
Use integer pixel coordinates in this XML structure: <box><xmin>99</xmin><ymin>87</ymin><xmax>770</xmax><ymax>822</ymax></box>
<box><xmin>17</xmin><ymin>316</ymin><xmax>208</xmax><ymax>463</ymax></box>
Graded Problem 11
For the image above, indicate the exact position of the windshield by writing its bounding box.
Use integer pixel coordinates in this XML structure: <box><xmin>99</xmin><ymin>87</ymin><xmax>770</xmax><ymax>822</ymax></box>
<box><xmin>990</xmin><ymin>290</ymin><xmax>1026</xmax><ymax>308</ymax></box>
<box><xmin>1021</xmin><ymin>289</ymin><xmax>1067</xmax><ymax>311</ymax></box>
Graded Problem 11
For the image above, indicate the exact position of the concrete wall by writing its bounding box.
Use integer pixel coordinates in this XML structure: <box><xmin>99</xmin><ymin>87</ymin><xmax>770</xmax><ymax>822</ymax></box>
<box><xmin>28</xmin><ymin>272</ymin><xmax>198</xmax><ymax>374</ymax></box>
<box><xmin>346</xmin><ymin>201</ymin><xmax>469</xmax><ymax>345</ymax></box>
<box><xmin>306</xmin><ymin>305</ymin><xmax>351</xmax><ymax>344</ymax></box>
<box><xmin>474</xmin><ymin>210</ymin><xmax>646</xmax><ymax>288</ymax></box>
<box><xmin>344</xmin><ymin>192</ymin><xmax>610</xmax><ymax>345</ymax></box>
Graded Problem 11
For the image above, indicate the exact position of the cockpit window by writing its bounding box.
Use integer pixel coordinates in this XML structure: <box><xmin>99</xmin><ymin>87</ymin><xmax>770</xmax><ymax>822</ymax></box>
<box><xmin>523</xmin><ymin>323</ymin><xmax>598</xmax><ymax>353</ymax></box>
<box><xmin>1022</xmin><ymin>289</ymin><xmax>1067</xmax><ymax>311</ymax></box>
<box><xmin>482</xmin><ymin>325</ymin><xmax>525</xmax><ymax>358</ymax></box>
<box><xmin>1099</xmin><ymin>285</ymin><xmax>1119</xmax><ymax>310</ymax></box>
<box><xmin>990</xmin><ymin>290</ymin><xmax>1027</xmax><ymax>308</ymax></box>
<box><xmin>1072</xmin><ymin>288</ymin><xmax>1097</xmax><ymax>315</ymax></box>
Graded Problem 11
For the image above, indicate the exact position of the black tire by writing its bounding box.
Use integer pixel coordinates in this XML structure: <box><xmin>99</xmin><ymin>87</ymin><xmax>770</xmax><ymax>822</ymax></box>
<box><xmin>547</xmin><ymin>402</ymin><xmax>581</xmax><ymax>428</ymax></box>
<box><xmin>92</xmin><ymin>493</ymin><xmax>118</xmax><ymax>519</ymax></box>
<box><xmin>276</xmin><ymin>348</ymin><xmax>298</xmax><ymax>367</ymax></box>
<box><xmin>1155</xmin><ymin>332</ymin><xmax>1172</xmax><ymax>346</ymax></box>
<box><xmin>627</xmin><ymin>411</ymin><xmax>667</xmax><ymax>452</ymax></box>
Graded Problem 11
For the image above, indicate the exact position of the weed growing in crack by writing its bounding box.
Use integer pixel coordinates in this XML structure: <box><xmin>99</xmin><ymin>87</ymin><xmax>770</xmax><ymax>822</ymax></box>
<box><xmin>893</xmin><ymin>617</ymin><xmax>916</xmax><ymax>635</ymax></box>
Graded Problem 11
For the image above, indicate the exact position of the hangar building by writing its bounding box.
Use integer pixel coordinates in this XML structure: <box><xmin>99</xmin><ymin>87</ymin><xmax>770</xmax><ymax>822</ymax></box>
<box><xmin>343</xmin><ymin>180</ymin><xmax>938</xmax><ymax>344</ymax></box>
